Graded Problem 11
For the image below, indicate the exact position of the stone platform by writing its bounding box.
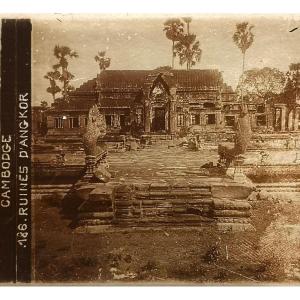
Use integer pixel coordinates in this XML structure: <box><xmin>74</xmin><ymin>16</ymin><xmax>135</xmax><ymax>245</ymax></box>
<box><xmin>74</xmin><ymin>178</ymin><xmax>255</xmax><ymax>233</ymax></box>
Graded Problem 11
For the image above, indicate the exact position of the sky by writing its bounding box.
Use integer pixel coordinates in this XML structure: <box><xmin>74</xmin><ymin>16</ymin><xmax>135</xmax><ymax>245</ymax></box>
<box><xmin>32</xmin><ymin>14</ymin><xmax>300</xmax><ymax>105</ymax></box>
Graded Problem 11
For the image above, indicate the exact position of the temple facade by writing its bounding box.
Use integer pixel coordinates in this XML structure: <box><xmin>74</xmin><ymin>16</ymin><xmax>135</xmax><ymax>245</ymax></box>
<box><xmin>44</xmin><ymin>69</ymin><xmax>300</xmax><ymax>139</ymax></box>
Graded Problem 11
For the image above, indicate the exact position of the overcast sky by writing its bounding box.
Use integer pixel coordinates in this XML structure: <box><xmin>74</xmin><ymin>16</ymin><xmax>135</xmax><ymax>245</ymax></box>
<box><xmin>32</xmin><ymin>14</ymin><xmax>300</xmax><ymax>105</ymax></box>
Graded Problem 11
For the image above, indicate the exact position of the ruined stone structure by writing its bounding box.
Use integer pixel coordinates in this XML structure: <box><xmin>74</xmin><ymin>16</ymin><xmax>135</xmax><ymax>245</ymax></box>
<box><xmin>75</xmin><ymin>179</ymin><xmax>255</xmax><ymax>232</ymax></box>
<box><xmin>44</xmin><ymin>69</ymin><xmax>295</xmax><ymax>140</ymax></box>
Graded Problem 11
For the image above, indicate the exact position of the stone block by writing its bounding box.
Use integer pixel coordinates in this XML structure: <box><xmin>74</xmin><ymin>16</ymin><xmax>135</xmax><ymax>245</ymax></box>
<box><xmin>75</xmin><ymin>183</ymin><xmax>100</xmax><ymax>201</ymax></box>
<box><xmin>89</xmin><ymin>186</ymin><xmax>113</xmax><ymax>202</ymax></box>
<box><xmin>213</xmin><ymin>199</ymin><xmax>251</xmax><ymax>210</ymax></box>
<box><xmin>211</xmin><ymin>182</ymin><xmax>254</xmax><ymax>200</ymax></box>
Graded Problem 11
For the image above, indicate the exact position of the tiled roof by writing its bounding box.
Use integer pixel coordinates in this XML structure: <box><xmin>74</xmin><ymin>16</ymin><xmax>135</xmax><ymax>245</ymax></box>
<box><xmin>96</xmin><ymin>69</ymin><xmax>223</xmax><ymax>89</ymax></box>
<box><xmin>99</xmin><ymin>98</ymin><xmax>137</xmax><ymax>108</ymax></box>
<box><xmin>75</xmin><ymin>78</ymin><xmax>97</xmax><ymax>92</ymax></box>
<box><xmin>50</xmin><ymin>95</ymin><xmax>97</xmax><ymax>111</ymax></box>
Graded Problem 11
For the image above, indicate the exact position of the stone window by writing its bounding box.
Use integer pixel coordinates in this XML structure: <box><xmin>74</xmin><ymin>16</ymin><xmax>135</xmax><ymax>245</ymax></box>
<box><xmin>84</xmin><ymin>117</ymin><xmax>88</xmax><ymax>126</ymax></box>
<box><xmin>225</xmin><ymin>115</ymin><xmax>235</xmax><ymax>127</ymax></box>
<box><xmin>206</xmin><ymin>114</ymin><xmax>216</xmax><ymax>125</ymax></box>
<box><xmin>105</xmin><ymin>115</ymin><xmax>113</xmax><ymax>126</ymax></box>
<box><xmin>223</xmin><ymin>104</ymin><xmax>231</xmax><ymax>112</ymax></box>
<box><xmin>257</xmin><ymin>105</ymin><xmax>265</xmax><ymax>113</ymax></box>
<box><xmin>177</xmin><ymin>114</ymin><xmax>184</xmax><ymax>126</ymax></box>
<box><xmin>191</xmin><ymin>114</ymin><xmax>200</xmax><ymax>125</ymax></box>
<box><xmin>136</xmin><ymin>109</ymin><xmax>143</xmax><ymax>124</ymax></box>
<box><xmin>256</xmin><ymin>115</ymin><xmax>267</xmax><ymax>126</ymax></box>
<box><xmin>54</xmin><ymin>117</ymin><xmax>63</xmax><ymax>128</ymax></box>
<box><xmin>69</xmin><ymin>117</ymin><xmax>79</xmax><ymax>128</ymax></box>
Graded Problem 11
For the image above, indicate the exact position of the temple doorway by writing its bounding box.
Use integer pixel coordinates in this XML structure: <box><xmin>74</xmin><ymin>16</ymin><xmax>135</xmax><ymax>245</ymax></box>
<box><xmin>152</xmin><ymin>108</ymin><xmax>166</xmax><ymax>132</ymax></box>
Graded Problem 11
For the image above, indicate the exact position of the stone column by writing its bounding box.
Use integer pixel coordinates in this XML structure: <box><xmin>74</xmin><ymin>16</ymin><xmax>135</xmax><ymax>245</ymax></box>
<box><xmin>169</xmin><ymin>88</ymin><xmax>177</xmax><ymax>134</ymax></box>
<box><xmin>295</xmin><ymin>108</ymin><xmax>300</xmax><ymax>131</ymax></box>
<box><xmin>144</xmin><ymin>99</ymin><xmax>151</xmax><ymax>133</ymax></box>
<box><xmin>250</xmin><ymin>114</ymin><xmax>256</xmax><ymax>130</ymax></box>
<box><xmin>169</xmin><ymin>100</ymin><xmax>176</xmax><ymax>134</ymax></box>
<box><xmin>281</xmin><ymin>106</ymin><xmax>286</xmax><ymax>132</ymax></box>
<box><xmin>183</xmin><ymin>107</ymin><xmax>190</xmax><ymax>127</ymax></box>
<box><xmin>288</xmin><ymin>110</ymin><xmax>294</xmax><ymax>131</ymax></box>
<box><xmin>266</xmin><ymin>105</ymin><xmax>273</xmax><ymax>129</ymax></box>
<box><xmin>165</xmin><ymin>107</ymin><xmax>169</xmax><ymax>132</ymax></box>
<box><xmin>215</xmin><ymin>111</ymin><xmax>222</xmax><ymax>129</ymax></box>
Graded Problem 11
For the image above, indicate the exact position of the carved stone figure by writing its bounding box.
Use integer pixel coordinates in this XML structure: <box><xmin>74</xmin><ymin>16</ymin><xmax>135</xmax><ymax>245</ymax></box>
<box><xmin>218</xmin><ymin>109</ymin><xmax>252</xmax><ymax>168</ymax></box>
<box><xmin>83</xmin><ymin>104</ymin><xmax>107</xmax><ymax>156</ymax></box>
<box><xmin>82</xmin><ymin>104</ymin><xmax>111</xmax><ymax>182</ymax></box>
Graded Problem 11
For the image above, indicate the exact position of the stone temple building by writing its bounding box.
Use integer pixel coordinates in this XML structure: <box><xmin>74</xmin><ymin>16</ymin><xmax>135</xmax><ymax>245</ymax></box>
<box><xmin>44</xmin><ymin>69</ymin><xmax>300</xmax><ymax>140</ymax></box>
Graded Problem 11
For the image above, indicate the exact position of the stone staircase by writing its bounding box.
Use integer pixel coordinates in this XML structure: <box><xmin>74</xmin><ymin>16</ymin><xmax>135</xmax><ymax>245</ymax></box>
<box><xmin>113</xmin><ymin>182</ymin><xmax>214</xmax><ymax>227</ymax></box>
<box><xmin>75</xmin><ymin>180</ymin><xmax>254</xmax><ymax>232</ymax></box>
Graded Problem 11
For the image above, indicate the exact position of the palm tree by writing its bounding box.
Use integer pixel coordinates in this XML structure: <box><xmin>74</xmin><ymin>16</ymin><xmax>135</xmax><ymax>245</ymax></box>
<box><xmin>44</xmin><ymin>70</ymin><xmax>61</xmax><ymax>102</ymax></box>
<box><xmin>52</xmin><ymin>45</ymin><xmax>78</xmax><ymax>99</ymax></box>
<box><xmin>174</xmin><ymin>34</ymin><xmax>202</xmax><ymax>70</ymax></box>
<box><xmin>163</xmin><ymin>18</ymin><xmax>184</xmax><ymax>68</ymax></box>
<box><xmin>94</xmin><ymin>51</ymin><xmax>111</xmax><ymax>72</ymax></box>
<box><xmin>233</xmin><ymin>22</ymin><xmax>254</xmax><ymax>106</ymax></box>
<box><xmin>232</xmin><ymin>22</ymin><xmax>254</xmax><ymax>155</ymax></box>
<box><xmin>182</xmin><ymin>17</ymin><xmax>192</xmax><ymax>35</ymax></box>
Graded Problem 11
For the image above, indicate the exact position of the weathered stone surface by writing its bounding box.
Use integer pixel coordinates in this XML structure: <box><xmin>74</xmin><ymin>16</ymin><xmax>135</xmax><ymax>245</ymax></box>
<box><xmin>82</xmin><ymin>104</ymin><xmax>106</xmax><ymax>156</ymax></box>
<box><xmin>211</xmin><ymin>182</ymin><xmax>255</xmax><ymax>199</ymax></box>
<box><xmin>75</xmin><ymin>183</ymin><xmax>99</xmax><ymax>201</ymax></box>
<box><xmin>75</xmin><ymin>178</ymin><xmax>254</xmax><ymax>231</ymax></box>
<box><xmin>213</xmin><ymin>199</ymin><xmax>251</xmax><ymax>210</ymax></box>
<box><xmin>89</xmin><ymin>186</ymin><xmax>113</xmax><ymax>202</ymax></box>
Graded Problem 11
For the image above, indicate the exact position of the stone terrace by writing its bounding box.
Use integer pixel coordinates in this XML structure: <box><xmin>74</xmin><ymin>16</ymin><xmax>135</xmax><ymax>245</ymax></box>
<box><xmin>107</xmin><ymin>145</ymin><xmax>221</xmax><ymax>183</ymax></box>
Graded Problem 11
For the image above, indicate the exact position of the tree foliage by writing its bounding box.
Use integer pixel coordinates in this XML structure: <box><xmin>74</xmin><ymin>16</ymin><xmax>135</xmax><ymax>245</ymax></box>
<box><xmin>95</xmin><ymin>51</ymin><xmax>111</xmax><ymax>72</ymax></box>
<box><xmin>52</xmin><ymin>45</ymin><xmax>79</xmax><ymax>100</ymax></box>
<box><xmin>154</xmin><ymin>66</ymin><xmax>173</xmax><ymax>72</ymax></box>
<box><xmin>236</xmin><ymin>67</ymin><xmax>285</xmax><ymax>103</ymax></box>
<box><xmin>174</xmin><ymin>34</ymin><xmax>202</xmax><ymax>70</ymax></box>
<box><xmin>163</xmin><ymin>18</ymin><xmax>184</xmax><ymax>68</ymax></box>
<box><xmin>44</xmin><ymin>70</ymin><xmax>61</xmax><ymax>101</ymax></box>
<box><xmin>163</xmin><ymin>17</ymin><xmax>202</xmax><ymax>70</ymax></box>
<box><xmin>40</xmin><ymin>100</ymin><xmax>49</xmax><ymax>110</ymax></box>
<box><xmin>233</xmin><ymin>22</ymin><xmax>255</xmax><ymax>108</ymax></box>
<box><xmin>281</xmin><ymin>63</ymin><xmax>300</xmax><ymax>110</ymax></box>
<box><xmin>233</xmin><ymin>22</ymin><xmax>255</xmax><ymax>55</ymax></box>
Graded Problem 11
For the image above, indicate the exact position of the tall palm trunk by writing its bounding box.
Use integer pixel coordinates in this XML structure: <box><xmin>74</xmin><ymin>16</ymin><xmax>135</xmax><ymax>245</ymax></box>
<box><xmin>241</xmin><ymin>52</ymin><xmax>245</xmax><ymax>102</ymax></box>
<box><xmin>240</xmin><ymin>52</ymin><xmax>247</xmax><ymax>114</ymax></box>
<box><xmin>62</xmin><ymin>65</ymin><xmax>68</xmax><ymax>98</ymax></box>
<box><xmin>172</xmin><ymin>41</ymin><xmax>174</xmax><ymax>68</ymax></box>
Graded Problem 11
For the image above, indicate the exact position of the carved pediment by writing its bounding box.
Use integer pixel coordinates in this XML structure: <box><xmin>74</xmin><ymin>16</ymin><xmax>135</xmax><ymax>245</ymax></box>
<box><xmin>149</xmin><ymin>74</ymin><xmax>170</xmax><ymax>102</ymax></box>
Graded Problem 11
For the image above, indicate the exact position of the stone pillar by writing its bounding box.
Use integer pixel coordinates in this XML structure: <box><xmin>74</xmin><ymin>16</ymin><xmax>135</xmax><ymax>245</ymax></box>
<box><xmin>250</xmin><ymin>114</ymin><xmax>256</xmax><ymax>130</ymax></box>
<box><xmin>266</xmin><ymin>105</ymin><xmax>273</xmax><ymax>129</ymax></box>
<box><xmin>169</xmin><ymin>88</ymin><xmax>177</xmax><ymax>134</ymax></box>
<box><xmin>144</xmin><ymin>99</ymin><xmax>151</xmax><ymax>133</ymax></box>
<box><xmin>165</xmin><ymin>107</ymin><xmax>169</xmax><ymax>132</ymax></box>
<box><xmin>169</xmin><ymin>100</ymin><xmax>176</xmax><ymax>134</ymax></box>
<box><xmin>295</xmin><ymin>108</ymin><xmax>300</xmax><ymax>131</ymax></box>
<box><xmin>183</xmin><ymin>107</ymin><xmax>190</xmax><ymax>127</ymax></box>
<box><xmin>288</xmin><ymin>110</ymin><xmax>294</xmax><ymax>131</ymax></box>
<box><xmin>215</xmin><ymin>111</ymin><xmax>222</xmax><ymax>129</ymax></box>
<box><xmin>281</xmin><ymin>106</ymin><xmax>286</xmax><ymax>132</ymax></box>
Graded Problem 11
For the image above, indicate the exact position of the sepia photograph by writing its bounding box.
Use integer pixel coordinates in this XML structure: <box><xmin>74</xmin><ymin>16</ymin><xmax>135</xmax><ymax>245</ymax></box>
<box><xmin>1</xmin><ymin>8</ymin><xmax>300</xmax><ymax>286</ymax></box>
